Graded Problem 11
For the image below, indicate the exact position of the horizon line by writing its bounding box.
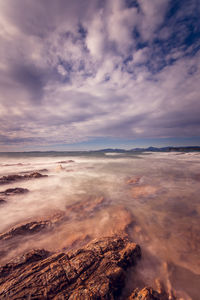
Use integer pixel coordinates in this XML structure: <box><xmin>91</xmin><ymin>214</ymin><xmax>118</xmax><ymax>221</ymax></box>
<box><xmin>0</xmin><ymin>145</ymin><xmax>200</xmax><ymax>153</ymax></box>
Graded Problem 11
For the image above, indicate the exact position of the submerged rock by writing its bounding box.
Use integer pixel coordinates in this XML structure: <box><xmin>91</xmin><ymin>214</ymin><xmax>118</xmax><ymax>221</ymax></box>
<box><xmin>0</xmin><ymin>236</ymin><xmax>141</xmax><ymax>299</ymax></box>
<box><xmin>131</xmin><ymin>185</ymin><xmax>158</xmax><ymax>198</ymax></box>
<box><xmin>129</xmin><ymin>286</ymin><xmax>176</xmax><ymax>300</ymax></box>
<box><xmin>57</xmin><ymin>160</ymin><xmax>74</xmax><ymax>164</ymax></box>
<box><xmin>0</xmin><ymin>172</ymin><xmax>47</xmax><ymax>185</ymax></box>
<box><xmin>126</xmin><ymin>177</ymin><xmax>141</xmax><ymax>185</ymax></box>
<box><xmin>65</xmin><ymin>196</ymin><xmax>106</xmax><ymax>220</ymax></box>
<box><xmin>0</xmin><ymin>197</ymin><xmax>107</xmax><ymax>252</ymax></box>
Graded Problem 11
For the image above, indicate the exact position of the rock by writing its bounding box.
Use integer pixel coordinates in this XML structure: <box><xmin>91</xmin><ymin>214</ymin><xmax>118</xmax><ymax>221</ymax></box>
<box><xmin>0</xmin><ymin>187</ymin><xmax>29</xmax><ymax>196</ymax></box>
<box><xmin>2</xmin><ymin>163</ymin><xmax>28</xmax><ymax>167</ymax></box>
<box><xmin>0</xmin><ymin>172</ymin><xmax>47</xmax><ymax>185</ymax></box>
<box><xmin>131</xmin><ymin>185</ymin><xmax>158</xmax><ymax>199</ymax></box>
<box><xmin>0</xmin><ymin>220</ymin><xmax>52</xmax><ymax>241</ymax></box>
<box><xmin>0</xmin><ymin>236</ymin><xmax>141</xmax><ymax>299</ymax></box>
<box><xmin>129</xmin><ymin>287</ymin><xmax>162</xmax><ymax>299</ymax></box>
<box><xmin>25</xmin><ymin>172</ymin><xmax>47</xmax><ymax>179</ymax></box>
<box><xmin>65</xmin><ymin>196</ymin><xmax>106</xmax><ymax>220</ymax></box>
<box><xmin>98</xmin><ymin>206</ymin><xmax>133</xmax><ymax>236</ymax></box>
<box><xmin>128</xmin><ymin>286</ymin><xmax>176</xmax><ymax>300</ymax></box>
<box><xmin>128</xmin><ymin>279</ymin><xmax>177</xmax><ymax>300</ymax></box>
<box><xmin>0</xmin><ymin>197</ymin><xmax>107</xmax><ymax>249</ymax></box>
<box><xmin>57</xmin><ymin>160</ymin><xmax>74</xmax><ymax>164</ymax></box>
<box><xmin>55</xmin><ymin>164</ymin><xmax>65</xmax><ymax>172</ymax></box>
<box><xmin>20</xmin><ymin>168</ymin><xmax>48</xmax><ymax>174</ymax></box>
<box><xmin>0</xmin><ymin>249</ymin><xmax>50</xmax><ymax>278</ymax></box>
<box><xmin>0</xmin><ymin>199</ymin><xmax>6</xmax><ymax>205</ymax></box>
<box><xmin>0</xmin><ymin>174</ymin><xmax>23</xmax><ymax>184</ymax></box>
<box><xmin>126</xmin><ymin>177</ymin><xmax>141</xmax><ymax>185</ymax></box>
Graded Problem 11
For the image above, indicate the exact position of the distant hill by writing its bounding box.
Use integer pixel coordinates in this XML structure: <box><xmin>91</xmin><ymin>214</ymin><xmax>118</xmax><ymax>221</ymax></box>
<box><xmin>130</xmin><ymin>146</ymin><xmax>200</xmax><ymax>152</ymax></box>
<box><xmin>97</xmin><ymin>146</ymin><xmax>200</xmax><ymax>153</ymax></box>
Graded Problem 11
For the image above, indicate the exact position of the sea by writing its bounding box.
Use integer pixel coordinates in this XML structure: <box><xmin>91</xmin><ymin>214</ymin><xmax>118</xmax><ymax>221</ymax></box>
<box><xmin>0</xmin><ymin>151</ymin><xmax>199</xmax><ymax>299</ymax></box>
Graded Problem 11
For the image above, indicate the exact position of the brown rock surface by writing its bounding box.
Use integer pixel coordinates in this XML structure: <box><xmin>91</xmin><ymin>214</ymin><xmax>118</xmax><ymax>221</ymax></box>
<box><xmin>0</xmin><ymin>172</ymin><xmax>47</xmax><ymax>185</ymax></box>
<box><xmin>0</xmin><ymin>220</ymin><xmax>52</xmax><ymax>241</ymax></box>
<box><xmin>131</xmin><ymin>185</ymin><xmax>158</xmax><ymax>198</ymax></box>
<box><xmin>65</xmin><ymin>196</ymin><xmax>106</xmax><ymax>220</ymax></box>
<box><xmin>128</xmin><ymin>279</ymin><xmax>177</xmax><ymax>300</ymax></box>
<box><xmin>0</xmin><ymin>236</ymin><xmax>141</xmax><ymax>299</ymax></box>
<box><xmin>128</xmin><ymin>286</ymin><xmax>175</xmax><ymax>300</ymax></box>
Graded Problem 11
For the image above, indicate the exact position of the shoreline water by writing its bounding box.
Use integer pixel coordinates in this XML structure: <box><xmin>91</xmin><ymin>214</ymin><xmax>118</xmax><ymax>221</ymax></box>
<box><xmin>0</xmin><ymin>152</ymin><xmax>199</xmax><ymax>299</ymax></box>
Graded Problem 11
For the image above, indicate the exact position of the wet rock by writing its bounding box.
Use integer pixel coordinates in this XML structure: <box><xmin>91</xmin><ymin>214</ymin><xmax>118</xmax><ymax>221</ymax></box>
<box><xmin>0</xmin><ymin>199</ymin><xmax>6</xmax><ymax>205</ymax></box>
<box><xmin>55</xmin><ymin>164</ymin><xmax>65</xmax><ymax>172</ymax></box>
<box><xmin>0</xmin><ymin>172</ymin><xmax>47</xmax><ymax>185</ymax></box>
<box><xmin>131</xmin><ymin>185</ymin><xmax>158</xmax><ymax>199</ymax></box>
<box><xmin>0</xmin><ymin>197</ymin><xmax>106</xmax><ymax>248</ymax></box>
<box><xmin>0</xmin><ymin>220</ymin><xmax>52</xmax><ymax>241</ymax></box>
<box><xmin>128</xmin><ymin>286</ymin><xmax>175</xmax><ymax>300</ymax></box>
<box><xmin>0</xmin><ymin>187</ymin><xmax>29</xmax><ymax>196</ymax></box>
<box><xmin>126</xmin><ymin>177</ymin><xmax>141</xmax><ymax>185</ymax></box>
<box><xmin>25</xmin><ymin>172</ymin><xmax>47</xmax><ymax>179</ymax></box>
<box><xmin>0</xmin><ymin>249</ymin><xmax>50</xmax><ymax>278</ymax></box>
<box><xmin>0</xmin><ymin>236</ymin><xmax>141</xmax><ymax>299</ymax></box>
<box><xmin>2</xmin><ymin>163</ymin><xmax>29</xmax><ymax>167</ymax></box>
<box><xmin>57</xmin><ymin>160</ymin><xmax>74</xmax><ymax>164</ymax></box>
<box><xmin>0</xmin><ymin>174</ymin><xmax>23</xmax><ymax>184</ymax></box>
<box><xmin>20</xmin><ymin>168</ymin><xmax>48</xmax><ymax>174</ymax></box>
<box><xmin>65</xmin><ymin>196</ymin><xmax>106</xmax><ymax>220</ymax></box>
<box><xmin>129</xmin><ymin>287</ymin><xmax>163</xmax><ymax>299</ymax></box>
<box><xmin>98</xmin><ymin>206</ymin><xmax>133</xmax><ymax>236</ymax></box>
<box><xmin>128</xmin><ymin>279</ymin><xmax>177</xmax><ymax>300</ymax></box>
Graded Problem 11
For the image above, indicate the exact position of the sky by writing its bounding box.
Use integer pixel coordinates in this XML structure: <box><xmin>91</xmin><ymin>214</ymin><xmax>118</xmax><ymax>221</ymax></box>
<box><xmin>0</xmin><ymin>0</ymin><xmax>200</xmax><ymax>151</ymax></box>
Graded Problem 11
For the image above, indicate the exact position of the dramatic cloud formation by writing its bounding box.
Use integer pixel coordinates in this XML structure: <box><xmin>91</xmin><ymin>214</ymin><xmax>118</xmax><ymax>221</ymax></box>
<box><xmin>0</xmin><ymin>0</ymin><xmax>200</xmax><ymax>150</ymax></box>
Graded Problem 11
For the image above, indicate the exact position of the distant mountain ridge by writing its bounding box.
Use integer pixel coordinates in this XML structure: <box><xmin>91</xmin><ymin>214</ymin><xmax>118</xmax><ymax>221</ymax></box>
<box><xmin>0</xmin><ymin>146</ymin><xmax>200</xmax><ymax>156</ymax></box>
<box><xmin>98</xmin><ymin>146</ymin><xmax>200</xmax><ymax>152</ymax></box>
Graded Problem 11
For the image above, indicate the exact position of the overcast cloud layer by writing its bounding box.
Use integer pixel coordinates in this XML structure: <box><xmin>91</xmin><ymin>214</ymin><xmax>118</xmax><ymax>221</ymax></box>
<box><xmin>0</xmin><ymin>0</ymin><xmax>200</xmax><ymax>150</ymax></box>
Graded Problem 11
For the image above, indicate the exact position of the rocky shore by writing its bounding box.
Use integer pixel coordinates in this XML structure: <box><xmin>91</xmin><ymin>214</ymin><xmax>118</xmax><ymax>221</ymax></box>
<box><xmin>0</xmin><ymin>234</ymin><xmax>175</xmax><ymax>299</ymax></box>
<box><xmin>0</xmin><ymin>171</ymin><xmax>178</xmax><ymax>299</ymax></box>
<box><xmin>0</xmin><ymin>172</ymin><xmax>47</xmax><ymax>185</ymax></box>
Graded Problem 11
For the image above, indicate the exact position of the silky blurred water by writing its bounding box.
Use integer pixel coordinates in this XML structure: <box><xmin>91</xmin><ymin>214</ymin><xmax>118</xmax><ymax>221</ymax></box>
<box><xmin>0</xmin><ymin>151</ymin><xmax>199</xmax><ymax>299</ymax></box>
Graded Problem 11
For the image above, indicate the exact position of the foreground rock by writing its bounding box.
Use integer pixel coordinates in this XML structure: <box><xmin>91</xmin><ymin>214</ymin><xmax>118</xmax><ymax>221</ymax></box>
<box><xmin>0</xmin><ymin>172</ymin><xmax>47</xmax><ymax>185</ymax></box>
<box><xmin>128</xmin><ymin>278</ymin><xmax>176</xmax><ymax>300</ymax></box>
<box><xmin>129</xmin><ymin>287</ymin><xmax>168</xmax><ymax>300</ymax></box>
<box><xmin>0</xmin><ymin>236</ymin><xmax>141</xmax><ymax>299</ymax></box>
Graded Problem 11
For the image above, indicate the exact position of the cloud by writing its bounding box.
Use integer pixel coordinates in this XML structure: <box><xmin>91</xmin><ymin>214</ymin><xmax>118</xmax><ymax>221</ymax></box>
<box><xmin>0</xmin><ymin>0</ymin><xmax>200</xmax><ymax>150</ymax></box>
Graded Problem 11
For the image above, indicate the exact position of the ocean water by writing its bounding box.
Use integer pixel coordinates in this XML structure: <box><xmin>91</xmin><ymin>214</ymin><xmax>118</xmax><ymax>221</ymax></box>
<box><xmin>0</xmin><ymin>151</ymin><xmax>199</xmax><ymax>299</ymax></box>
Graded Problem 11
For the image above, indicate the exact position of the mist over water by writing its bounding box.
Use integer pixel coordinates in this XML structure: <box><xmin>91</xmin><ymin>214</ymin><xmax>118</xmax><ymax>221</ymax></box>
<box><xmin>0</xmin><ymin>152</ymin><xmax>200</xmax><ymax>299</ymax></box>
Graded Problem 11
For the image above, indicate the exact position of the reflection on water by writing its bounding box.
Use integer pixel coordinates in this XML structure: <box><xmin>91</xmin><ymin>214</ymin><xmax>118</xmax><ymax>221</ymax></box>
<box><xmin>0</xmin><ymin>152</ymin><xmax>200</xmax><ymax>299</ymax></box>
